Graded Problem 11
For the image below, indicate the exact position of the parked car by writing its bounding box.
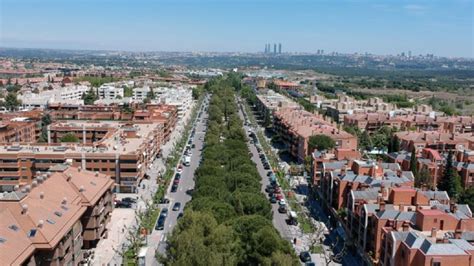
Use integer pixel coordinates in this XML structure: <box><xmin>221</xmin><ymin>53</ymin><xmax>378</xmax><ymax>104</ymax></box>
<box><xmin>173</xmin><ymin>178</ymin><xmax>180</xmax><ymax>184</ymax></box>
<box><xmin>274</xmin><ymin>187</ymin><xmax>281</xmax><ymax>194</ymax></box>
<box><xmin>278</xmin><ymin>199</ymin><xmax>286</xmax><ymax>206</ymax></box>
<box><xmin>172</xmin><ymin>202</ymin><xmax>181</xmax><ymax>211</ymax></box>
<box><xmin>275</xmin><ymin>193</ymin><xmax>283</xmax><ymax>201</ymax></box>
<box><xmin>159</xmin><ymin>198</ymin><xmax>170</xmax><ymax>204</ymax></box>
<box><xmin>174</xmin><ymin>173</ymin><xmax>181</xmax><ymax>180</ymax></box>
<box><xmin>155</xmin><ymin>216</ymin><xmax>166</xmax><ymax>230</ymax></box>
<box><xmin>114</xmin><ymin>200</ymin><xmax>132</xmax><ymax>208</ymax></box>
<box><xmin>270</xmin><ymin>196</ymin><xmax>277</xmax><ymax>204</ymax></box>
<box><xmin>299</xmin><ymin>251</ymin><xmax>312</xmax><ymax>263</ymax></box>
<box><xmin>121</xmin><ymin>197</ymin><xmax>137</xmax><ymax>204</ymax></box>
<box><xmin>177</xmin><ymin>213</ymin><xmax>184</xmax><ymax>220</ymax></box>
<box><xmin>160</xmin><ymin>208</ymin><xmax>169</xmax><ymax>217</ymax></box>
<box><xmin>171</xmin><ymin>184</ymin><xmax>178</xmax><ymax>192</ymax></box>
<box><xmin>186</xmin><ymin>188</ymin><xmax>194</xmax><ymax>196</ymax></box>
<box><xmin>278</xmin><ymin>205</ymin><xmax>287</xmax><ymax>213</ymax></box>
<box><xmin>263</xmin><ymin>164</ymin><xmax>270</xmax><ymax>170</ymax></box>
<box><xmin>267</xmin><ymin>171</ymin><xmax>273</xmax><ymax>177</ymax></box>
<box><xmin>265</xmin><ymin>187</ymin><xmax>275</xmax><ymax>194</ymax></box>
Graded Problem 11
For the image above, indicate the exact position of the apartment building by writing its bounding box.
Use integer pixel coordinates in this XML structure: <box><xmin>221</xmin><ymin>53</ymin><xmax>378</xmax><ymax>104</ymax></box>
<box><xmin>0</xmin><ymin>166</ymin><xmax>114</xmax><ymax>265</ymax></box>
<box><xmin>0</xmin><ymin>120</ymin><xmax>164</xmax><ymax>193</ymax></box>
<box><xmin>97</xmin><ymin>84</ymin><xmax>124</xmax><ymax>100</ymax></box>
<box><xmin>19</xmin><ymin>85</ymin><xmax>89</xmax><ymax>108</ymax></box>
<box><xmin>319</xmin><ymin>160</ymin><xmax>414</xmax><ymax>213</ymax></box>
<box><xmin>47</xmin><ymin>103</ymin><xmax>177</xmax><ymax>142</ymax></box>
<box><xmin>273</xmin><ymin>107</ymin><xmax>357</xmax><ymax>162</ymax></box>
<box><xmin>0</xmin><ymin>118</ymin><xmax>39</xmax><ymax>143</ymax></box>
<box><xmin>132</xmin><ymin>87</ymin><xmax>150</xmax><ymax>102</ymax></box>
<box><xmin>395</xmin><ymin>131</ymin><xmax>474</xmax><ymax>152</ymax></box>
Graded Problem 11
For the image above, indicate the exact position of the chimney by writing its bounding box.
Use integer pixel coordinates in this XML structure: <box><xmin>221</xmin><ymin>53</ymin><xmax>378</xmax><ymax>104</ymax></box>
<box><xmin>454</xmin><ymin>229</ymin><xmax>462</xmax><ymax>239</ymax></box>
<box><xmin>40</xmin><ymin>192</ymin><xmax>44</xmax><ymax>199</ymax></box>
<box><xmin>21</xmin><ymin>204</ymin><xmax>28</xmax><ymax>215</ymax></box>
<box><xmin>380</xmin><ymin>201</ymin><xmax>386</xmax><ymax>212</ymax></box>
<box><xmin>402</xmin><ymin>222</ymin><xmax>409</xmax><ymax>232</ymax></box>
<box><xmin>62</xmin><ymin>197</ymin><xmax>67</xmax><ymax>205</ymax></box>
<box><xmin>37</xmin><ymin>220</ymin><xmax>44</xmax><ymax>228</ymax></box>
<box><xmin>79</xmin><ymin>185</ymin><xmax>85</xmax><ymax>192</ymax></box>
<box><xmin>31</xmin><ymin>180</ymin><xmax>38</xmax><ymax>188</ymax></box>
<box><xmin>13</xmin><ymin>185</ymin><xmax>19</xmax><ymax>191</ymax></box>
<box><xmin>431</xmin><ymin>227</ymin><xmax>437</xmax><ymax>238</ymax></box>
<box><xmin>450</xmin><ymin>202</ymin><xmax>458</xmax><ymax>213</ymax></box>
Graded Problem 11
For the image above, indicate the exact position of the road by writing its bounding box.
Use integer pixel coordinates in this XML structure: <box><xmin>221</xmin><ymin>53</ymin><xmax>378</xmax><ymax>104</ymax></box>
<box><xmin>237</xmin><ymin>100</ymin><xmax>296</xmax><ymax>243</ymax></box>
<box><xmin>148</xmin><ymin>95</ymin><xmax>209</xmax><ymax>263</ymax></box>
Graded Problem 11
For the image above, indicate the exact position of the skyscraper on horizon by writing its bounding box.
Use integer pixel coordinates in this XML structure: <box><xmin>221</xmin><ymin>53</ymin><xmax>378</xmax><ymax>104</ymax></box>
<box><xmin>273</xmin><ymin>43</ymin><xmax>277</xmax><ymax>54</ymax></box>
<box><xmin>278</xmin><ymin>43</ymin><xmax>282</xmax><ymax>54</ymax></box>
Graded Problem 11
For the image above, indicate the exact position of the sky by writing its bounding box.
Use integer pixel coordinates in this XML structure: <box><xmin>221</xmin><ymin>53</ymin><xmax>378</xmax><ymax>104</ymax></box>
<box><xmin>1</xmin><ymin>0</ymin><xmax>473</xmax><ymax>57</ymax></box>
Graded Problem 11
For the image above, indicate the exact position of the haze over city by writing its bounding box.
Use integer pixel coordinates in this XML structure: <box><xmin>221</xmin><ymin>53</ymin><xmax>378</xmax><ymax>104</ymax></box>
<box><xmin>1</xmin><ymin>0</ymin><xmax>473</xmax><ymax>57</ymax></box>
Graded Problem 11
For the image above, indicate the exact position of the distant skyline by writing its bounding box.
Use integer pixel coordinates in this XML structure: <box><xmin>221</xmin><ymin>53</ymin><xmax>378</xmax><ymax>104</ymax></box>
<box><xmin>1</xmin><ymin>0</ymin><xmax>473</xmax><ymax>58</ymax></box>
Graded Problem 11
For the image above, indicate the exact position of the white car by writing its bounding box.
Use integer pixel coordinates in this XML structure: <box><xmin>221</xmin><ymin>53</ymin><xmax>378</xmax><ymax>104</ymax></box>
<box><xmin>176</xmin><ymin>168</ymin><xmax>183</xmax><ymax>174</ymax></box>
<box><xmin>278</xmin><ymin>199</ymin><xmax>286</xmax><ymax>206</ymax></box>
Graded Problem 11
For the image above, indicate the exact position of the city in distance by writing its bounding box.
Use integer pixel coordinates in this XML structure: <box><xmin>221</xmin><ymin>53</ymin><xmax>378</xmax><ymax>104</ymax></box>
<box><xmin>0</xmin><ymin>0</ymin><xmax>473</xmax><ymax>266</ymax></box>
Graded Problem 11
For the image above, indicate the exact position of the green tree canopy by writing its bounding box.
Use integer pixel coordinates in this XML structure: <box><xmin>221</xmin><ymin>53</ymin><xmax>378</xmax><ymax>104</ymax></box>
<box><xmin>308</xmin><ymin>134</ymin><xmax>336</xmax><ymax>152</ymax></box>
<box><xmin>60</xmin><ymin>133</ymin><xmax>80</xmax><ymax>143</ymax></box>
<box><xmin>438</xmin><ymin>151</ymin><xmax>463</xmax><ymax>200</ymax></box>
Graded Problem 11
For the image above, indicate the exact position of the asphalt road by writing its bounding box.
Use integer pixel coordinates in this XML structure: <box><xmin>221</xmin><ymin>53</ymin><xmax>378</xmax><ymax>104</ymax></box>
<box><xmin>237</xmin><ymin>101</ymin><xmax>296</xmax><ymax>243</ymax></box>
<box><xmin>153</xmin><ymin>96</ymin><xmax>209</xmax><ymax>256</ymax></box>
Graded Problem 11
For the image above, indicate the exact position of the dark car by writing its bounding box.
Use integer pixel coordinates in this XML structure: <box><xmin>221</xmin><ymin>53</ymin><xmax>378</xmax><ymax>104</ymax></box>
<box><xmin>173</xmin><ymin>178</ymin><xmax>180</xmax><ymax>184</ymax></box>
<box><xmin>192</xmin><ymin>144</ymin><xmax>195</xmax><ymax>148</ymax></box>
<box><xmin>265</xmin><ymin>187</ymin><xmax>275</xmax><ymax>194</ymax></box>
<box><xmin>278</xmin><ymin>205</ymin><xmax>287</xmax><ymax>213</ymax></box>
<box><xmin>305</xmin><ymin>263</ymin><xmax>316</xmax><ymax>266</ymax></box>
<box><xmin>263</xmin><ymin>164</ymin><xmax>271</xmax><ymax>170</ymax></box>
<box><xmin>155</xmin><ymin>216</ymin><xmax>166</xmax><ymax>230</ymax></box>
<box><xmin>177</xmin><ymin>212</ymin><xmax>184</xmax><ymax>220</ymax></box>
<box><xmin>115</xmin><ymin>200</ymin><xmax>132</xmax><ymax>208</ymax></box>
<box><xmin>299</xmin><ymin>251</ymin><xmax>312</xmax><ymax>263</ymax></box>
<box><xmin>171</xmin><ymin>184</ymin><xmax>178</xmax><ymax>192</ymax></box>
<box><xmin>122</xmin><ymin>197</ymin><xmax>137</xmax><ymax>203</ymax></box>
<box><xmin>159</xmin><ymin>198</ymin><xmax>170</xmax><ymax>204</ymax></box>
<box><xmin>174</xmin><ymin>173</ymin><xmax>181</xmax><ymax>179</ymax></box>
<box><xmin>186</xmin><ymin>188</ymin><xmax>194</xmax><ymax>196</ymax></box>
<box><xmin>267</xmin><ymin>171</ymin><xmax>273</xmax><ymax>177</ymax></box>
<box><xmin>160</xmin><ymin>208</ymin><xmax>169</xmax><ymax>217</ymax></box>
<box><xmin>270</xmin><ymin>196</ymin><xmax>277</xmax><ymax>204</ymax></box>
<box><xmin>172</xmin><ymin>202</ymin><xmax>181</xmax><ymax>211</ymax></box>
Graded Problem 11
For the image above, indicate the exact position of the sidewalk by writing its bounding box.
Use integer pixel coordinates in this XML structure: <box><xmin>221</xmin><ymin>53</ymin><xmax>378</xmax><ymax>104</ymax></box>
<box><xmin>90</xmin><ymin>102</ymin><xmax>196</xmax><ymax>266</ymax></box>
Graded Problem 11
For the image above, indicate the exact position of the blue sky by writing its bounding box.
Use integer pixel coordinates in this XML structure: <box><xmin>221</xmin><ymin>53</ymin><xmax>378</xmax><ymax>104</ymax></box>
<box><xmin>1</xmin><ymin>0</ymin><xmax>473</xmax><ymax>57</ymax></box>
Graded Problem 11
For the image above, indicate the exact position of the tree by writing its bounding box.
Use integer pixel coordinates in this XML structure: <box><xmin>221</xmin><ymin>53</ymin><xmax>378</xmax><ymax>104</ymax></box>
<box><xmin>262</xmin><ymin>109</ymin><xmax>272</xmax><ymax>128</ymax></box>
<box><xmin>4</xmin><ymin>92</ymin><xmax>21</xmax><ymax>110</ymax></box>
<box><xmin>459</xmin><ymin>188</ymin><xmax>474</xmax><ymax>211</ymax></box>
<box><xmin>38</xmin><ymin>114</ymin><xmax>52</xmax><ymax>143</ymax></box>
<box><xmin>438</xmin><ymin>151</ymin><xmax>463</xmax><ymax>200</ymax></box>
<box><xmin>60</xmin><ymin>133</ymin><xmax>80</xmax><ymax>143</ymax></box>
<box><xmin>410</xmin><ymin>147</ymin><xmax>419</xmax><ymax>182</ymax></box>
<box><xmin>391</xmin><ymin>136</ymin><xmax>400</xmax><ymax>152</ymax></box>
<box><xmin>123</xmin><ymin>85</ymin><xmax>133</xmax><ymax>97</ymax></box>
<box><xmin>416</xmin><ymin>167</ymin><xmax>432</xmax><ymax>188</ymax></box>
<box><xmin>82</xmin><ymin>89</ymin><xmax>98</xmax><ymax>105</ymax></box>
<box><xmin>358</xmin><ymin>130</ymin><xmax>372</xmax><ymax>151</ymax></box>
<box><xmin>308</xmin><ymin>134</ymin><xmax>336</xmax><ymax>153</ymax></box>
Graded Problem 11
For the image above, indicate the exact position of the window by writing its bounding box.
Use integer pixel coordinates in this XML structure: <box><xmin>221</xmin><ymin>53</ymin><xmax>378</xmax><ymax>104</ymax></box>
<box><xmin>432</xmin><ymin>262</ymin><xmax>441</xmax><ymax>266</ymax></box>
<box><xmin>46</xmin><ymin>219</ymin><xmax>56</xmax><ymax>225</ymax></box>
<box><xmin>8</xmin><ymin>225</ymin><xmax>19</xmax><ymax>231</ymax></box>
<box><xmin>27</xmin><ymin>229</ymin><xmax>37</xmax><ymax>238</ymax></box>
<box><xmin>54</xmin><ymin>211</ymin><xmax>63</xmax><ymax>217</ymax></box>
<box><xmin>434</xmin><ymin>218</ymin><xmax>438</xmax><ymax>223</ymax></box>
